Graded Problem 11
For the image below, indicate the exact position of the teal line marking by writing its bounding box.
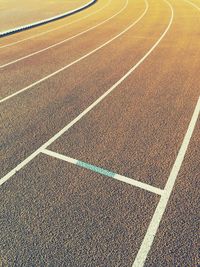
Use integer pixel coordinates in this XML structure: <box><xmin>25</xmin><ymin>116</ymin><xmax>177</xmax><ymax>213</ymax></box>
<box><xmin>77</xmin><ymin>161</ymin><xmax>115</xmax><ymax>178</ymax></box>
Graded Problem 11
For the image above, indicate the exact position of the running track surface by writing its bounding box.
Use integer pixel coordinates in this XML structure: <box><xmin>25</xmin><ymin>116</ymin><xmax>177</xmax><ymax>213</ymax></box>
<box><xmin>0</xmin><ymin>0</ymin><xmax>199</xmax><ymax>266</ymax></box>
<box><xmin>0</xmin><ymin>0</ymin><xmax>90</xmax><ymax>32</ymax></box>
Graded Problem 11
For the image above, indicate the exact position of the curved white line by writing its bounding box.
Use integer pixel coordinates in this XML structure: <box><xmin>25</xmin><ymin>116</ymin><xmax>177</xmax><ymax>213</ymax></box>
<box><xmin>0</xmin><ymin>0</ymin><xmax>148</xmax><ymax>103</ymax></box>
<box><xmin>122</xmin><ymin>2</ymin><xmax>198</xmax><ymax>266</ymax></box>
<box><xmin>0</xmin><ymin>0</ymin><xmax>96</xmax><ymax>37</ymax></box>
<box><xmin>0</xmin><ymin>0</ymin><xmax>127</xmax><ymax>68</ymax></box>
<box><xmin>0</xmin><ymin>0</ymin><xmax>174</xmax><ymax>188</ymax></box>
<box><xmin>0</xmin><ymin>0</ymin><xmax>111</xmax><ymax>49</ymax></box>
<box><xmin>183</xmin><ymin>0</ymin><xmax>200</xmax><ymax>11</ymax></box>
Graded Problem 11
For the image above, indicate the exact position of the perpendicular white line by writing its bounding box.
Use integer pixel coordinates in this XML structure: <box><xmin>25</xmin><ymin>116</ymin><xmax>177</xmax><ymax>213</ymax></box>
<box><xmin>42</xmin><ymin>148</ymin><xmax>78</xmax><ymax>164</ymax></box>
<box><xmin>132</xmin><ymin>96</ymin><xmax>200</xmax><ymax>267</ymax></box>
<box><xmin>0</xmin><ymin>0</ymin><xmax>111</xmax><ymax>49</ymax></box>
<box><xmin>0</xmin><ymin>0</ymin><xmax>148</xmax><ymax>103</ymax></box>
<box><xmin>0</xmin><ymin>0</ymin><xmax>96</xmax><ymax>37</ymax></box>
<box><xmin>41</xmin><ymin>149</ymin><xmax>163</xmax><ymax>195</ymax></box>
<box><xmin>0</xmin><ymin>0</ymin><xmax>127</xmax><ymax>68</ymax></box>
<box><xmin>114</xmin><ymin>174</ymin><xmax>163</xmax><ymax>195</ymax></box>
<box><xmin>0</xmin><ymin>0</ymin><xmax>172</xmax><ymax>187</ymax></box>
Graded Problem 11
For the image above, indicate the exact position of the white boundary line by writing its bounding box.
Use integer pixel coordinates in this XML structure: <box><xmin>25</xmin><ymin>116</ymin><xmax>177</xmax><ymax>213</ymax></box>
<box><xmin>0</xmin><ymin>0</ymin><xmax>127</xmax><ymax>68</ymax></box>
<box><xmin>42</xmin><ymin>149</ymin><xmax>78</xmax><ymax>164</ymax></box>
<box><xmin>0</xmin><ymin>0</ymin><xmax>148</xmax><ymax>103</ymax></box>
<box><xmin>0</xmin><ymin>0</ymin><xmax>96</xmax><ymax>37</ymax></box>
<box><xmin>132</xmin><ymin>1</ymin><xmax>200</xmax><ymax>264</ymax></box>
<box><xmin>133</xmin><ymin>96</ymin><xmax>200</xmax><ymax>266</ymax></box>
<box><xmin>183</xmin><ymin>0</ymin><xmax>200</xmax><ymax>11</ymax></box>
<box><xmin>42</xmin><ymin>148</ymin><xmax>164</xmax><ymax>195</ymax></box>
<box><xmin>0</xmin><ymin>0</ymin><xmax>111</xmax><ymax>49</ymax></box>
<box><xmin>0</xmin><ymin>0</ymin><xmax>173</xmax><ymax>187</ymax></box>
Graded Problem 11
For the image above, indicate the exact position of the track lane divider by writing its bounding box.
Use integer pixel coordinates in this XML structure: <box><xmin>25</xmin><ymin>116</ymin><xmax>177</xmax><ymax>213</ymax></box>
<box><xmin>41</xmin><ymin>148</ymin><xmax>164</xmax><ymax>195</ymax></box>
<box><xmin>0</xmin><ymin>0</ymin><xmax>97</xmax><ymax>38</ymax></box>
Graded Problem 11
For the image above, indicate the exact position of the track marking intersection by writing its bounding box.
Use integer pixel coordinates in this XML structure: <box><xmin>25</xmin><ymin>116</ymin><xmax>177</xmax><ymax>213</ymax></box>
<box><xmin>42</xmin><ymin>148</ymin><xmax>164</xmax><ymax>195</ymax></box>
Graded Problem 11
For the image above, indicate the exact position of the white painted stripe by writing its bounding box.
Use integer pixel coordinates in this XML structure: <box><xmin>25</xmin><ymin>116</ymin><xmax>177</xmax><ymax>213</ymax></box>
<box><xmin>0</xmin><ymin>0</ymin><xmax>127</xmax><ymax>68</ymax></box>
<box><xmin>42</xmin><ymin>149</ymin><xmax>163</xmax><ymax>195</ymax></box>
<box><xmin>0</xmin><ymin>0</ymin><xmax>111</xmax><ymax>49</ymax></box>
<box><xmin>0</xmin><ymin>0</ymin><xmax>96</xmax><ymax>37</ymax></box>
<box><xmin>114</xmin><ymin>174</ymin><xmax>163</xmax><ymax>195</ymax></box>
<box><xmin>0</xmin><ymin>0</ymin><xmax>148</xmax><ymax>103</ymax></box>
<box><xmin>183</xmin><ymin>0</ymin><xmax>200</xmax><ymax>11</ymax></box>
<box><xmin>132</xmin><ymin>96</ymin><xmax>200</xmax><ymax>266</ymax></box>
<box><xmin>0</xmin><ymin>0</ymin><xmax>173</xmax><ymax>187</ymax></box>
<box><xmin>132</xmin><ymin>1</ymin><xmax>200</xmax><ymax>264</ymax></box>
<box><xmin>42</xmin><ymin>149</ymin><xmax>78</xmax><ymax>164</ymax></box>
<box><xmin>0</xmin><ymin>150</ymin><xmax>41</xmax><ymax>186</ymax></box>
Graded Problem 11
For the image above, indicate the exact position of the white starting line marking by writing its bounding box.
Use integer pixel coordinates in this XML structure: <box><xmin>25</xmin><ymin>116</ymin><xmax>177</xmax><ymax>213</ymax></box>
<box><xmin>42</xmin><ymin>148</ymin><xmax>164</xmax><ymax>195</ymax></box>
<box><xmin>133</xmin><ymin>96</ymin><xmax>200</xmax><ymax>266</ymax></box>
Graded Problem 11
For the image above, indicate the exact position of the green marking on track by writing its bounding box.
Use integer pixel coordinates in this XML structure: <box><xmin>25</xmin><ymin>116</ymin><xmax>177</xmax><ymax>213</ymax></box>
<box><xmin>77</xmin><ymin>161</ymin><xmax>115</xmax><ymax>178</ymax></box>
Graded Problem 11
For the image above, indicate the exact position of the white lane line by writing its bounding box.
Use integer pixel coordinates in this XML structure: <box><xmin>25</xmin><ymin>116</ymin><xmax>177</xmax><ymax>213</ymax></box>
<box><xmin>0</xmin><ymin>0</ymin><xmax>127</xmax><ymax>68</ymax></box>
<box><xmin>114</xmin><ymin>174</ymin><xmax>163</xmax><ymax>195</ymax></box>
<box><xmin>0</xmin><ymin>0</ymin><xmax>173</xmax><ymax>187</ymax></box>
<box><xmin>183</xmin><ymin>0</ymin><xmax>200</xmax><ymax>11</ymax></box>
<box><xmin>133</xmin><ymin>1</ymin><xmax>200</xmax><ymax>263</ymax></box>
<box><xmin>0</xmin><ymin>0</ymin><xmax>111</xmax><ymax>49</ymax></box>
<box><xmin>42</xmin><ymin>149</ymin><xmax>164</xmax><ymax>195</ymax></box>
<box><xmin>132</xmin><ymin>96</ymin><xmax>200</xmax><ymax>267</ymax></box>
<box><xmin>42</xmin><ymin>149</ymin><xmax>78</xmax><ymax>164</ymax></box>
<box><xmin>0</xmin><ymin>0</ymin><xmax>96</xmax><ymax>37</ymax></box>
<box><xmin>0</xmin><ymin>0</ymin><xmax>148</xmax><ymax>103</ymax></box>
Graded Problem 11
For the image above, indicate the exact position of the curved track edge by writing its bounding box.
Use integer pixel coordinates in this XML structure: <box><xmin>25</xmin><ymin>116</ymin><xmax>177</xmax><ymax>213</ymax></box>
<box><xmin>0</xmin><ymin>0</ymin><xmax>97</xmax><ymax>38</ymax></box>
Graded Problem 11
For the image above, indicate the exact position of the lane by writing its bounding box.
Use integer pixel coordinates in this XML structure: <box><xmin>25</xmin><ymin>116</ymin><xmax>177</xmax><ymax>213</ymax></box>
<box><xmin>0</xmin><ymin>0</ymin><xmax>170</xmax><ymax>178</ymax></box>
<box><xmin>0</xmin><ymin>0</ymin><xmax>90</xmax><ymax>33</ymax></box>
<box><xmin>0</xmin><ymin>0</ymin><xmax>112</xmax><ymax>56</ymax></box>
<box><xmin>0</xmin><ymin>0</ymin><xmax>126</xmax><ymax>68</ymax></box>
<box><xmin>133</xmin><ymin>96</ymin><xmax>200</xmax><ymax>266</ymax></box>
<box><xmin>0</xmin><ymin>0</ymin><xmax>137</xmax><ymax>99</ymax></box>
<box><xmin>0</xmin><ymin>0</ymin><xmax>110</xmax><ymax>48</ymax></box>
<box><xmin>0</xmin><ymin>0</ymin><xmax>120</xmax><ymax>56</ymax></box>
<box><xmin>143</xmin><ymin>118</ymin><xmax>200</xmax><ymax>265</ymax></box>
<box><xmin>140</xmin><ymin>1</ymin><xmax>200</xmax><ymax>265</ymax></box>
